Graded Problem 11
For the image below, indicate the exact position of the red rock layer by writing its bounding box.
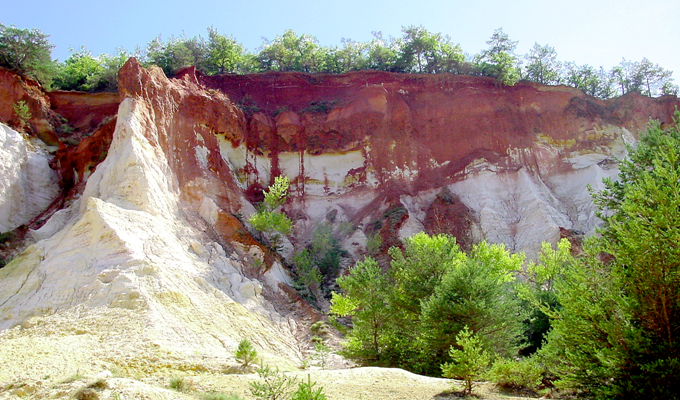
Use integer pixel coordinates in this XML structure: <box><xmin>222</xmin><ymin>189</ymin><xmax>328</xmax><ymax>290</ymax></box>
<box><xmin>200</xmin><ymin>71</ymin><xmax>680</xmax><ymax>193</ymax></box>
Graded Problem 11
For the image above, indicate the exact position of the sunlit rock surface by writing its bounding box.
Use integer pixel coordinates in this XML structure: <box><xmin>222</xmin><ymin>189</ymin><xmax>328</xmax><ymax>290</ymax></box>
<box><xmin>0</xmin><ymin>123</ymin><xmax>59</xmax><ymax>233</ymax></box>
<box><xmin>0</xmin><ymin>62</ymin><xmax>679</xmax><ymax>383</ymax></box>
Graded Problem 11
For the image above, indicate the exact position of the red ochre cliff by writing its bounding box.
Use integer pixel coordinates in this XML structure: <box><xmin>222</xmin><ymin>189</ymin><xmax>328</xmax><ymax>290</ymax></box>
<box><xmin>2</xmin><ymin>61</ymin><xmax>680</xmax><ymax>260</ymax></box>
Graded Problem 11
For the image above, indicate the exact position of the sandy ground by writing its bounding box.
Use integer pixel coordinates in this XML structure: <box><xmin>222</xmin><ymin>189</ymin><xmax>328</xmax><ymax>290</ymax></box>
<box><xmin>0</xmin><ymin>310</ymin><xmax>539</xmax><ymax>399</ymax></box>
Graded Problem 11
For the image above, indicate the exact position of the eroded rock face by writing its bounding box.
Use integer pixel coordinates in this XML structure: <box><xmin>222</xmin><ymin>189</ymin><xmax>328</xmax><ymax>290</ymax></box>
<box><xmin>0</xmin><ymin>61</ymin><xmax>301</xmax><ymax>378</ymax></box>
<box><xmin>201</xmin><ymin>71</ymin><xmax>680</xmax><ymax>257</ymax></box>
<box><xmin>0</xmin><ymin>124</ymin><xmax>59</xmax><ymax>233</ymax></box>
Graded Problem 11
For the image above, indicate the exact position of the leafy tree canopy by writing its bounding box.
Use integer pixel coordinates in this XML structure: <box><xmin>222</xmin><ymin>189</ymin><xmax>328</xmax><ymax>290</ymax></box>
<box><xmin>0</xmin><ymin>23</ymin><xmax>56</xmax><ymax>85</ymax></box>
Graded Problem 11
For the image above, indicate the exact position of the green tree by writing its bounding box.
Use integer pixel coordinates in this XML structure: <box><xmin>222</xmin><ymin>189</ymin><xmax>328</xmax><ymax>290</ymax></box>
<box><xmin>291</xmin><ymin>375</ymin><xmax>326</xmax><ymax>400</ymax></box>
<box><xmin>517</xmin><ymin>239</ymin><xmax>573</xmax><ymax>354</ymax></box>
<box><xmin>54</xmin><ymin>47</ymin><xmax>103</xmax><ymax>91</ymax></box>
<box><xmin>420</xmin><ymin>241</ymin><xmax>524</xmax><ymax>369</ymax></box>
<box><xmin>524</xmin><ymin>43</ymin><xmax>561</xmax><ymax>85</ymax></box>
<box><xmin>249</xmin><ymin>364</ymin><xmax>297</xmax><ymax>400</ymax></box>
<box><xmin>206</xmin><ymin>27</ymin><xmax>244</xmax><ymax>74</ymax></box>
<box><xmin>93</xmin><ymin>49</ymin><xmax>135</xmax><ymax>92</ymax></box>
<box><xmin>0</xmin><ymin>23</ymin><xmax>56</xmax><ymax>86</ymax></box>
<box><xmin>234</xmin><ymin>339</ymin><xmax>258</xmax><ymax>368</ymax></box>
<box><xmin>146</xmin><ymin>34</ymin><xmax>207</xmax><ymax>77</ymax></box>
<box><xmin>399</xmin><ymin>25</ymin><xmax>465</xmax><ymax>74</ymax></box>
<box><xmin>249</xmin><ymin>176</ymin><xmax>292</xmax><ymax>250</ymax></box>
<box><xmin>293</xmin><ymin>250</ymin><xmax>321</xmax><ymax>292</ymax></box>
<box><xmin>364</xmin><ymin>32</ymin><xmax>404</xmax><ymax>72</ymax></box>
<box><xmin>333</xmin><ymin>233</ymin><xmax>524</xmax><ymax>376</ymax></box>
<box><xmin>257</xmin><ymin>30</ymin><xmax>322</xmax><ymax>73</ymax></box>
<box><xmin>563</xmin><ymin>62</ymin><xmax>614</xmax><ymax>99</ymax></box>
<box><xmin>12</xmin><ymin>100</ymin><xmax>31</xmax><ymax>130</ymax></box>
<box><xmin>475</xmin><ymin>28</ymin><xmax>520</xmax><ymax>85</ymax></box>
<box><xmin>331</xmin><ymin>257</ymin><xmax>391</xmax><ymax>361</ymax></box>
<box><xmin>441</xmin><ymin>326</ymin><xmax>491</xmax><ymax>396</ymax></box>
<box><xmin>608</xmin><ymin>58</ymin><xmax>674</xmax><ymax>97</ymax></box>
<box><xmin>320</xmin><ymin>38</ymin><xmax>366</xmax><ymax>73</ymax></box>
<box><xmin>388</xmin><ymin>233</ymin><xmax>462</xmax><ymax>318</ymax></box>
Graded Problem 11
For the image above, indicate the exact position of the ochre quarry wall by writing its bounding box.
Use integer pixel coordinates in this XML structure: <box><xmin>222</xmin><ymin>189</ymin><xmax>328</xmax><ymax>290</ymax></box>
<box><xmin>1</xmin><ymin>60</ymin><xmax>680</xmax><ymax>379</ymax></box>
<box><xmin>198</xmin><ymin>69</ymin><xmax>679</xmax><ymax>258</ymax></box>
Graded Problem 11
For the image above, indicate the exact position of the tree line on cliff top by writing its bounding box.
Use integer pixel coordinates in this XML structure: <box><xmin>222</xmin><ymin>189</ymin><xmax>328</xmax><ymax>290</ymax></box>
<box><xmin>1</xmin><ymin>22</ymin><xmax>677</xmax><ymax>98</ymax></box>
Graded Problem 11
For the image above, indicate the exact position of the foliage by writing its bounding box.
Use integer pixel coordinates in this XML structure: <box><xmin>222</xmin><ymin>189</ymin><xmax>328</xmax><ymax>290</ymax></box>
<box><xmin>312</xmin><ymin>342</ymin><xmax>331</xmax><ymax>369</ymax></box>
<box><xmin>53</xmin><ymin>46</ymin><xmax>103</xmax><ymax>91</ymax></box>
<box><xmin>364</xmin><ymin>32</ymin><xmax>403</xmax><ymax>72</ymax></box>
<box><xmin>475</xmin><ymin>28</ymin><xmax>520</xmax><ymax>86</ymax></box>
<box><xmin>487</xmin><ymin>356</ymin><xmax>543</xmax><ymax>391</ymax></box>
<box><xmin>320</xmin><ymin>38</ymin><xmax>367</xmax><ymax>73</ymax></box>
<box><xmin>309</xmin><ymin>223</ymin><xmax>344</xmax><ymax>281</ymax></box>
<box><xmin>562</xmin><ymin>62</ymin><xmax>614</xmax><ymax>99</ymax></box>
<box><xmin>0</xmin><ymin>23</ymin><xmax>56</xmax><ymax>85</ymax></box>
<box><xmin>399</xmin><ymin>25</ymin><xmax>465</xmax><ymax>74</ymax></box>
<box><xmin>293</xmin><ymin>222</ymin><xmax>346</xmax><ymax>300</ymax></box>
<box><xmin>249</xmin><ymin>176</ymin><xmax>292</xmax><ymax>250</ymax></box>
<box><xmin>235</xmin><ymin>338</ymin><xmax>258</xmax><ymax>368</ymax></box>
<box><xmin>365</xmin><ymin>233</ymin><xmax>382</xmax><ymax>256</ymax></box>
<box><xmin>146</xmin><ymin>34</ymin><xmax>207</xmax><ymax>77</ymax></box>
<box><xmin>331</xmin><ymin>256</ymin><xmax>390</xmax><ymax>361</ymax></box>
<box><xmin>517</xmin><ymin>239</ymin><xmax>573</xmax><ymax>354</ymax></box>
<box><xmin>206</xmin><ymin>27</ymin><xmax>245</xmax><ymax>74</ymax></box>
<box><xmin>420</xmin><ymin>241</ymin><xmax>524</xmax><ymax>368</ymax></box>
<box><xmin>293</xmin><ymin>249</ymin><xmax>322</xmax><ymax>295</ymax></box>
<box><xmin>169</xmin><ymin>376</ymin><xmax>193</xmax><ymax>392</ymax></box>
<box><xmin>6</xmin><ymin>24</ymin><xmax>678</xmax><ymax>99</ymax></box>
<box><xmin>524</xmin><ymin>43</ymin><xmax>561</xmax><ymax>85</ymax></box>
<box><xmin>249</xmin><ymin>364</ymin><xmax>297</xmax><ymax>400</ymax></box>
<box><xmin>539</xmin><ymin>112</ymin><xmax>680</xmax><ymax>399</ymax></box>
<box><xmin>13</xmin><ymin>100</ymin><xmax>31</xmax><ymax>129</ymax></box>
<box><xmin>611</xmin><ymin>57</ymin><xmax>674</xmax><ymax>96</ymax></box>
<box><xmin>333</xmin><ymin>233</ymin><xmax>524</xmax><ymax>375</ymax></box>
<box><xmin>441</xmin><ymin>326</ymin><xmax>491</xmax><ymax>396</ymax></box>
<box><xmin>257</xmin><ymin>30</ymin><xmax>322</xmax><ymax>73</ymax></box>
<box><xmin>291</xmin><ymin>375</ymin><xmax>326</xmax><ymax>400</ymax></box>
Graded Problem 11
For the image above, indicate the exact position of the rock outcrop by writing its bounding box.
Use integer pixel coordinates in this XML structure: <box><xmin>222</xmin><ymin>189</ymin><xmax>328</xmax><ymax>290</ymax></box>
<box><xmin>0</xmin><ymin>124</ymin><xmax>59</xmax><ymax>234</ymax></box>
<box><xmin>0</xmin><ymin>61</ymin><xmax>303</xmax><ymax>383</ymax></box>
<box><xmin>1</xmin><ymin>61</ymin><xmax>679</xmax><ymax>385</ymax></box>
<box><xmin>200</xmin><ymin>71</ymin><xmax>680</xmax><ymax>258</ymax></box>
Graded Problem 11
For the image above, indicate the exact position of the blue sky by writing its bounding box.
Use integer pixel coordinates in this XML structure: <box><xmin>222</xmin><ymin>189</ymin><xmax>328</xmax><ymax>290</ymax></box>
<box><xmin>4</xmin><ymin>0</ymin><xmax>680</xmax><ymax>78</ymax></box>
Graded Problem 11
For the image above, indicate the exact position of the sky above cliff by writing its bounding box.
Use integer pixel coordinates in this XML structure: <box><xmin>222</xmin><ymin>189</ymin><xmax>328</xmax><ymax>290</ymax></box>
<box><xmin>4</xmin><ymin>0</ymin><xmax>680</xmax><ymax>78</ymax></box>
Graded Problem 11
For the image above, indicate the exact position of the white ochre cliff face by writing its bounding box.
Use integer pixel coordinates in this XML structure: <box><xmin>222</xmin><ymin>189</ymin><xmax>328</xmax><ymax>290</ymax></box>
<box><xmin>0</xmin><ymin>124</ymin><xmax>59</xmax><ymax>233</ymax></box>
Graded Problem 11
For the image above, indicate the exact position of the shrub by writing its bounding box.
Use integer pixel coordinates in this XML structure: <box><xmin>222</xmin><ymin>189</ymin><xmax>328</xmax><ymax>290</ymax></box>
<box><xmin>487</xmin><ymin>357</ymin><xmax>543</xmax><ymax>391</ymax></box>
<box><xmin>294</xmin><ymin>250</ymin><xmax>322</xmax><ymax>297</ymax></box>
<box><xmin>169</xmin><ymin>376</ymin><xmax>193</xmax><ymax>392</ymax></box>
<box><xmin>291</xmin><ymin>375</ymin><xmax>327</xmax><ymax>400</ymax></box>
<box><xmin>249</xmin><ymin>176</ymin><xmax>292</xmax><ymax>251</ymax></box>
<box><xmin>365</xmin><ymin>233</ymin><xmax>382</xmax><ymax>256</ymax></box>
<box><xmin>0</xmin><ymin>23</ymin><xmax>56</xmax><ymax>85</ymax></box>
<box><xmin>312</xmin><ymin>342</ymin><xmax>331</xmax><ymax>369</ymax></box>
<box><xmin>235</xmin><ymin>339</ymin><xmax>258</xmax><ymax>368</ymax></box>
<box><xmin>249</xmin><ymin>364</ymin><xmax>296</xmax><ymax>400</ymax></box>
<box><xmin>13</xmin><ymin>100</ymin><xmax>31</xmax><ymax>130</ymax></box>
<box><xmin>441</xmin><ymin>326</ymin><xmax>491</xmax><ymax>396</ymax></box>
